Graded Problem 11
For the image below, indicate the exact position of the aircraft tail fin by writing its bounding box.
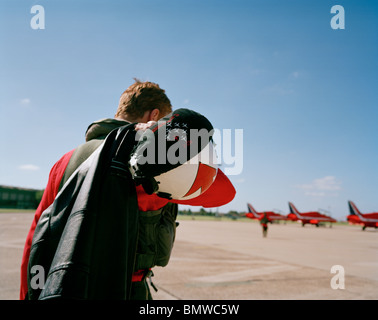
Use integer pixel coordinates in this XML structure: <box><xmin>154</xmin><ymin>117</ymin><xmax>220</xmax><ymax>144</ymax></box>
<box><xmin>247</xmin><ymin>203</ymin><xmax>260</xmax><ymax>218</ymax></box>
<box><xmin>348</xmin><ymin>201</ymin><xmax>362</xmax><ymax>217</ymax></box>
<box><xmin>288</xmin><ymin>202</ymin><xmax>302</xmax><ymax>218</ymax></box>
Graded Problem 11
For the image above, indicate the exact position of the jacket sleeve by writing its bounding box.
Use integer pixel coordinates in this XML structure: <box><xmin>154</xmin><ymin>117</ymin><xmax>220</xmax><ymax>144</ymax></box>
<box><xmin>19</xmin><ymin>149</ymin><xmax>74</xmax><ymax>300</ymax></box>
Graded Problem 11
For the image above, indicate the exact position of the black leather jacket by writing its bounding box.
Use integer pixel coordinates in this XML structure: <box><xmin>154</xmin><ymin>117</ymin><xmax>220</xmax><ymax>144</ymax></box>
<box><xmin>27</xmin><ymin>124</ymin><xmax>139</xmax><ymax>300</ymax></box>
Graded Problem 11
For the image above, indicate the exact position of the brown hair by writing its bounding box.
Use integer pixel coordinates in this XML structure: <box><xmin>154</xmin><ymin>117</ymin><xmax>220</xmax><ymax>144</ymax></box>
<box><xmin>115</xmin><ymin>78</ymin><xmax>172</xmax><ymax>121</ymax></box>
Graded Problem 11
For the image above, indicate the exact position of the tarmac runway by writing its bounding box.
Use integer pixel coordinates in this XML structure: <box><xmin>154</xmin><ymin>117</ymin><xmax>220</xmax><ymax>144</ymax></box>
<box><xmin>152</xmin><ymin>218</ymin><xmax>378</xmax><ymax>300</ymax></box>
<box><xmin>1</xmin><ymin>212</ymin><xmax>377</xmax><ymax>300</ymax></box>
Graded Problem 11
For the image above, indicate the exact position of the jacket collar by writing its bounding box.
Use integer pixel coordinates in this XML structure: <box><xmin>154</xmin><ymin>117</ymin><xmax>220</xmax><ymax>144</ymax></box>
<box><xmin>85</xmin><ymin>118</ymin><xmax>130</xmax><ymax>142</ymax></box>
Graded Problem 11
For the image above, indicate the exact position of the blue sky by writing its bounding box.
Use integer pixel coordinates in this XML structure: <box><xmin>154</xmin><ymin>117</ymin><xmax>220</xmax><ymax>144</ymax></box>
<box><xmin>0</xmin><ymin>0</ymin><xmax>377</xmax><ymax>220</ymax></box>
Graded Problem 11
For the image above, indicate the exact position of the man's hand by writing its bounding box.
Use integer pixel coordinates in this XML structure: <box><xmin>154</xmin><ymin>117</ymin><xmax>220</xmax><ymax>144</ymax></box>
<box><xmin>134</xmin><ymin>121</ymin><xmax>156</xmax><ymax>132</ymax></box>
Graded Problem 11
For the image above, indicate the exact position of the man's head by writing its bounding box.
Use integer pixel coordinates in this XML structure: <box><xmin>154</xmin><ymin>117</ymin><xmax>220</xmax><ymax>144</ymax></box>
<box><xmin>115</xmin><ymin>78</ymin><xmax>173</xmax><ymax>123</ymax></box>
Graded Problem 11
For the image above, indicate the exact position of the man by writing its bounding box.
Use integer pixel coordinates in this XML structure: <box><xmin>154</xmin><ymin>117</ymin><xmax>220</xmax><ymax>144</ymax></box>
<box><xmin>260</xmin><ymin>212</ymin><xmax>271</xmax><ymax>238</ymax></box>
<box><xmin>21</xmin><ymin>79</ymin><xmax>236</xmax><ymax>300</ymax></box>
<box><xmin>20</xmin><ymin>79</ymin><xmax>176</xmax><ymax>300</ymax></box>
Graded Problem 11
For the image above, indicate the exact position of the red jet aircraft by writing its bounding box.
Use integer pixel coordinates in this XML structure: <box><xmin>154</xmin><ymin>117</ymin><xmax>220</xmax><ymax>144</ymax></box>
<box><xmin>246</xmin><ymin>203</ymin><xmax>288</xmax><ymax>222</ymax></box>
<box><xmin>287</xmin><ymin>202</ymin><xmax>337</xmax><ymax>227</ymax></box>
<box><xmin>347</xmin><ymin>201</ymin><xmax>378</xmax><ymax>231</ymax></box>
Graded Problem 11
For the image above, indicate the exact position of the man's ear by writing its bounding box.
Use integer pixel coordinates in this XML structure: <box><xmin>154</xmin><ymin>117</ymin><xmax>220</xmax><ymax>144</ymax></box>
<box><xmin>149</xmin><ymin>108</ymin><xmax>160</xmax><ymax>121</ymax></box>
